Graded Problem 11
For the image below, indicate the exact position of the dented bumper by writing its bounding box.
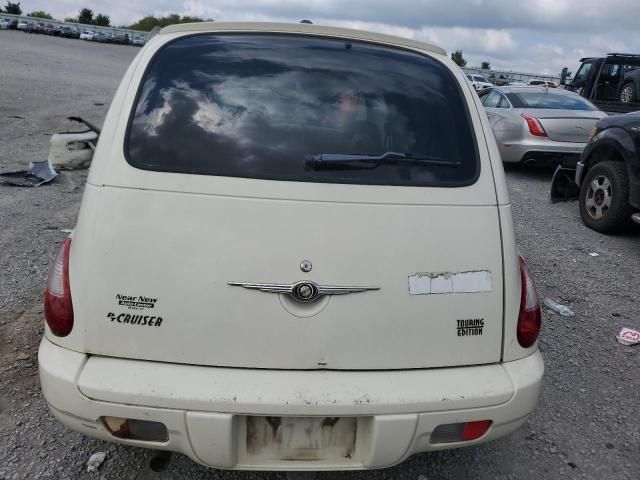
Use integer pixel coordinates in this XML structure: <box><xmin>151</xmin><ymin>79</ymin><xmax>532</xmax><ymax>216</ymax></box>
<box><xmin>39</xmin><ymin>338</ymin><xmax>543</xmax><ymax>470</ymax></box>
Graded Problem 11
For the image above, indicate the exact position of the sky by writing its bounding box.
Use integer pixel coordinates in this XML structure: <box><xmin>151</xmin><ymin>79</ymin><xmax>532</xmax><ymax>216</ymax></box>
<box><xmin>19</xmin><ymin>0</ymin><xmax>640</xmax><ymax>75</ymax></box>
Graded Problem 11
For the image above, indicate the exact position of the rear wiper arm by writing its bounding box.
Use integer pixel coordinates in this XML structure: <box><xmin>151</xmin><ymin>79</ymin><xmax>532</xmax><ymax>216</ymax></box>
<box><xmin>304</xmin><ymin>151</ymin><xmax>461</xmax><ymax>169</ymax></box>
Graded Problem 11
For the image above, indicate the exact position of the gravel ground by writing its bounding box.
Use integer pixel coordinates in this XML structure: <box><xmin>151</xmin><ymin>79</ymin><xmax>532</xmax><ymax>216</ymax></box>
<box><xmin>1</xmin><ymin>30</ymin><xmax>639</xmax><ymax>480</ymax></box>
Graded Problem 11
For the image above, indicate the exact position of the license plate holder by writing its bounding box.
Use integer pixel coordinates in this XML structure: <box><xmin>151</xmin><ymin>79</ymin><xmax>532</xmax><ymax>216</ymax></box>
<box><xmin>245</xmin><ymin>416</ymin><xmax>358</xmax><ymax>462</ymax></box>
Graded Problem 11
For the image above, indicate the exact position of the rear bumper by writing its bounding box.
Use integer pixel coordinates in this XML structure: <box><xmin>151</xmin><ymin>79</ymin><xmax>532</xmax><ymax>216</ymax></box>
<box><xmin>498</xmin><ymin>137</ymin><xmax>586</xmax><ymax>164</ymax></box>
<box><xmin>39</xmin><ymin>338</ymin><xmax>543</xmax><ymax>471</ymax></box>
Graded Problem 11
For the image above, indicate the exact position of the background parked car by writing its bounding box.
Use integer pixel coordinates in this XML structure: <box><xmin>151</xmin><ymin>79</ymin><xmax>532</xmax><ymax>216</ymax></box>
<box><xmin>131</xmin><ymin>35</ymin><xmax>146</xmax><ymax>46</ymax></box>
<box><xmin>565</xmin><ymin>53</ymin><xmax>640</xmax><ymax>113</ymax></box>
<box><xmin>79</xmin><ymin>30</ymin><xmax>95</xmax><ymax>40</ymax></box>
<box><xmin>466</xmin><ymin>74</ymin><xmax>493</xmax><ymax>91</ymax></box>
<box><xmin>528</xmin><ymin>80</ymin><xmax>558</xmax><ymax>88</ymax></box>
<box><xmin>43</xmin><ymin>23</ymin><xmax>59</xmax><ymax>35</ymax></box>
<box><xmin>479</xmin><ymin>86</ymin><xmax>607</xmax><ymax>164</ymax></box>
<box><xmin>58</xmin><ymin>25</ymin><xmax>80</xmax><ymax>39</ymax></box>
<box><xmin>29</xmin><ymin>22</ymin><xmax>46</xmax><ymax>34</ymax></box>
<box><xmin>93</xmin><ymin>32</ymin><xmax>108</xmax><ymax>42</ymax></box>
<box><xmin>0</xmin><ymin>18</ymin><xmax>10</xmax><ymax>30</ymax></box>
<box><xmin>16</xmin><ymin>20</ymin><xmax>30</xmax><ymax>31</ymax></box>
<box><xmin>24</xmin><ymin>22</ymin><xmax>40</xmax><ymax>33</ymax></box>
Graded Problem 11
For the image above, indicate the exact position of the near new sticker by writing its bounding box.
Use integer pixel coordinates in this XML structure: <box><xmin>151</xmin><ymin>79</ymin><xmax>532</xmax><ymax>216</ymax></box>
<box><xmin>116</xmin><ymin>293</ymin><xmax>157</xmax><ymax>310</ymax></box>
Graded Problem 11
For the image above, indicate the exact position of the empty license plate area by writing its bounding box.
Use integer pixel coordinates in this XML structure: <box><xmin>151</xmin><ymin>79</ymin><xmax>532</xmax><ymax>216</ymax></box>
<box><xmin>242</xmin><ymin>416</ymin><xmax>360</xmax><ymax>465</ymax></box>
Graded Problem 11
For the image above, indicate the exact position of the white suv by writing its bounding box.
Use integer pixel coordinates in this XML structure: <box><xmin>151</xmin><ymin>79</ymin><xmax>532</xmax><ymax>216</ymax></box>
<box><xmin>467</xmin><ymin>74</ymin><xmax>494</xmax><ymax>91</ymax></box>
<box><xmin>39</xmin><ymin>22</ymin><xmax>543</xmax><ymax>471</ymax></box>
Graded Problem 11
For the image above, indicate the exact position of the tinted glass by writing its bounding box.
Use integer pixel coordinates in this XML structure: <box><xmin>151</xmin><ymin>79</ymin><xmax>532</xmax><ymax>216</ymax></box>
<box><xmin>573</xmin><ymin>62</ymin><xmax>593</xmax><ymax>82</ymax></box>
<box><xmin>507</xmin><ymin>92</ymin><xmax>597</xmax><ymax>110</ymax></box>
<box><xmin>127</xmin><ymin>35</ymin><xmax>478</xmax><ymax>187</ymax></box>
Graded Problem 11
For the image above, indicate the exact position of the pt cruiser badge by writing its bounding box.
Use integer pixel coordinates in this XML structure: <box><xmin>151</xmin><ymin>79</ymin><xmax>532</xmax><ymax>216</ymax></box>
<box><xmin>228</xmin><ymin>280</ymin><xmax>380</xmax><ymax>303</ymax></box>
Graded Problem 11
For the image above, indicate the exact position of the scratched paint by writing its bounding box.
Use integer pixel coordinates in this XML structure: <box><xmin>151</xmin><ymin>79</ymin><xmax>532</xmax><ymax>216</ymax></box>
<box><xmin>408</xmin><ymin>271</ymin><xmax>492</xmax><ymax>295</ymax></box>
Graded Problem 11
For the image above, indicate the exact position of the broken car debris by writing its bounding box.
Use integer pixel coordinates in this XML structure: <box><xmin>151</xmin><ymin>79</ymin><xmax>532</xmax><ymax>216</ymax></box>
<box><xmin>544</xmin><ymin>298</ymin><xmax>576</xmax><ymax>317</ymax></box>
<box><xmin>0</xmin><ymin>160</ymin><xmax>57</xmax><ymax>187</ymax></box>
<box><xmin>0</xmin><ymin>116</ymin><xmax>99</xmax><ymax>187</ymax></box>
<box><xmin>86</xmin><ymin>451</ymin><xmax>107</xmax><ymax>472</ymax></box>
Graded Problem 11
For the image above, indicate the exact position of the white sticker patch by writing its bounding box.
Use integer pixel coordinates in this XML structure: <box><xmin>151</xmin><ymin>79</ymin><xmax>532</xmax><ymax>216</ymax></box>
<box><xmin>408</xmin><ymin>271</ymin><xmax>492</xmax><ymax>295</ymax></box>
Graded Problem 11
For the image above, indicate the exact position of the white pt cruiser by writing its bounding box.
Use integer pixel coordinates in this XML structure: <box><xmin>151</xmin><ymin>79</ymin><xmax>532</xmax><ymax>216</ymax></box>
<box><xmin>39</xmin><ymin>22</ymin><xmax>544</xmax><ymax>472</ymax></box>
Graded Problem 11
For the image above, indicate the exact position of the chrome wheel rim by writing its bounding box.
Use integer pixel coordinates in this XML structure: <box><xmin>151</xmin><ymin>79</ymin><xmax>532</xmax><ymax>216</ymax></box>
<box><xmin>585</xmin><ymin>175</ymin><xmax>612</xmax><ymax>219</ymax></box>
<box><xmin>621</xmin><ymin>85</ymin><xmax>633</xmax><ymax>103</ymax></box>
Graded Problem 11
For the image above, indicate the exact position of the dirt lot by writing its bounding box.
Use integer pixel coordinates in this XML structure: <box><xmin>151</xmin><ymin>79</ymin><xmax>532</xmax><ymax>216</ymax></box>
<box><xmin>1</xmin><ymin>30</ymin><xmax>639</xmax><ymax>480</ymax></box>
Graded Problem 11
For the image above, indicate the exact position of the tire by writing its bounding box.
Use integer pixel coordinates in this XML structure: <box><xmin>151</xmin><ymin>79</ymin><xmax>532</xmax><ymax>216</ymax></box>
<box><xmin>619</xmin><ymin>83</ymin><xmax>636</xmax><ymax>104</ymax></box>
<box><xmin>579</xmin><ymin>161</ymin><xmax>634</xmax><ymax>233</ymax></box>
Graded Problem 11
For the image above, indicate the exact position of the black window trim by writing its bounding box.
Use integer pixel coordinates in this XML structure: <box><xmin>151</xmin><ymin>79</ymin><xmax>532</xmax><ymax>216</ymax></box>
<box><xmin>123</xmin><ymin>32</ymin><xmax>481</xmax><ymax>188</ymax></box>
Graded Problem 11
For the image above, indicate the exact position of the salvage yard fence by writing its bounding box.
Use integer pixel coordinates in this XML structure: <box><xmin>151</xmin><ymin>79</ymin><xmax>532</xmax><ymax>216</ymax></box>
<box><xmin>462</xmin><ymin>67</ymin><xmax>563</xmax><ymax>85</ymax></box>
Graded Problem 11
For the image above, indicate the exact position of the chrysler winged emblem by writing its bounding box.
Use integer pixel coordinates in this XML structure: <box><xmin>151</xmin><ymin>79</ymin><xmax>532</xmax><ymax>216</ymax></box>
<box><xmin>228</xmin><ymin>280</ymin><xmax>380</xmax><ymax>303</ymax></box>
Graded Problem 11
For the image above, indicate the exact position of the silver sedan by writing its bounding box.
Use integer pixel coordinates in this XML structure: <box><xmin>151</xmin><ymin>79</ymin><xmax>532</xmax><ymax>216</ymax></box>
<box><xmin>479</xmin><ymin>86</ymin><xmax>607</xmax><ymax>164</ymax></box>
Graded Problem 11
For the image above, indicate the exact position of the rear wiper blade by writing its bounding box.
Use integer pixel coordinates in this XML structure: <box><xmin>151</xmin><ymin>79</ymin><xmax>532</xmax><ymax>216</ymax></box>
<box><xmin>304</xmin><ymin>151</ymin><xmax>461</xmax><ymax>169</ymax></box>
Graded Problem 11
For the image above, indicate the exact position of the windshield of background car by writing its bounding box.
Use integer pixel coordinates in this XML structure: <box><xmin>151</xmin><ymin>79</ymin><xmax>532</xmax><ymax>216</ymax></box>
<box><xmin>126</xmin><ymin>34</ymin><xmax>479</xmax><ymax>187</ymax></box>
<box><xmin>507</xmin><ymin>92</ymin><xmax>597</xmax><ymax>111</ymax></box>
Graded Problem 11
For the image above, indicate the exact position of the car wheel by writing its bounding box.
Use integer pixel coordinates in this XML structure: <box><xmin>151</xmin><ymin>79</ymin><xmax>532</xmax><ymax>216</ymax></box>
<box><xmin>579</xmin><ymin>161</ymin><xmax>634</xmax><ymax>233</ymax></box>
<box><xmin>619</xmin><ymin>83</ymin><xmax>636</xmax><ymax>104</ymax></box>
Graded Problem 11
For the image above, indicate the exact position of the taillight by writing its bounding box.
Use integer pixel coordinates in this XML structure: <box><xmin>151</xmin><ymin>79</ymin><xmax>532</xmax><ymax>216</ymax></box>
<box><xmin>44</xmin><ymin>237</ymin><xmax>74</xmax><ymax>336</ymax></box>
<box><xmin>517</xmin><ymin>256</ymin><xmax>541</xmax><ymax>348</ymax></box>
<box><xmin>522</xmin><ymin>114</ymin><xmax>547</xmax><ymax>137</ymax></box>
<box><xmin>431</xmin><ymin>420</ymin><xmax>492</xmax><ymax>444</ymax></box>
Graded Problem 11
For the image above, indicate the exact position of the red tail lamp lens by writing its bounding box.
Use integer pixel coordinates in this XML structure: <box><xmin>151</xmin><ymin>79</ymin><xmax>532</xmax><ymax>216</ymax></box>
<box><xmin>44</xmin><ymin>237</ymin><xmax>74</xmax><ymax>336</ymax></box>
<box><xmin>522</xmin><ymin>114</ymin><xmax>547</xmax><ymax>137</ymax></box>
<box><xmin>518</xmin><ymin>256</ymin><xmax>542</xmax><ymax>348</ymax></box>
<box><xmin>462</xmin><ymin>420</ymin><xmax>493</xmax><ymax>441</ymax></box>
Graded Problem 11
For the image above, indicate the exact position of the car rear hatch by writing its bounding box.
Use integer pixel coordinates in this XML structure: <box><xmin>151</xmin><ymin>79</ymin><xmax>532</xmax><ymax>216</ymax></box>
<box><xmin>72</xmin><ymin>32</ymin><xmax>504</xmax><ymax>371</ymax></box>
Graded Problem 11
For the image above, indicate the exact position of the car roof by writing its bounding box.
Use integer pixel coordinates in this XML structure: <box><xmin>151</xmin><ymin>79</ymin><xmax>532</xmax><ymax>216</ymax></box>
<box><xmin>159</xmin><ymin>21</ymin><xmax>446</xmax><ymax>56</ymax></box>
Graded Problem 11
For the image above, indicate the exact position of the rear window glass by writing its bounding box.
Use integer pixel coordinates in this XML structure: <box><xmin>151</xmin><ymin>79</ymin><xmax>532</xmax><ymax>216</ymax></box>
<box><xmin>126</xmin><ymin>34</ymin><xmax>479</xmax><ymax>187</ymax></box>
<box><xmin>507</xmin><ymin>92</ymin><xmax>597</xmax><ymax>111</ymax></box>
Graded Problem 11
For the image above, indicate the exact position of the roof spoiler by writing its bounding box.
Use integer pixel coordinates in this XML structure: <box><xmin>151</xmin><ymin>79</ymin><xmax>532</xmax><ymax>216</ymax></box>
<box><xmin>147</xmin><ymin>26</ymin><xmax>161</xmax><ymax>40</ymax></box>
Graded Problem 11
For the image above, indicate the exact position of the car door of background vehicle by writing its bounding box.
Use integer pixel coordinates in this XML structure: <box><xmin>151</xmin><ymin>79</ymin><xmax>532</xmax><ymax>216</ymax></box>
<box><xmin>597</xmin><ymin>62</ymin><xmax>623</xmax><ymax>100</ymax></box>
<box><xmin>482</xmin><ymin>90</ymin><xmax>517</xmax><ymax>132</ymax></box>
<box><xmin>572</xmin><ymin>59</ymin><xmax>602</xmax><ymax>100</ymax></box>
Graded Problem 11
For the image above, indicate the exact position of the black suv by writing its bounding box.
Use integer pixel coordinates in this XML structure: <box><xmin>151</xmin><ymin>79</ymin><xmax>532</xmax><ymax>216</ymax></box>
<box><xmin>564</xmin><ymin>53</ymin><xmax>640</xmax><ymax>113</ymax></box>
<box><xmin>575</xmin><ymin>113</ymin><xmax>640</xmax><ymax>233</ymax></box>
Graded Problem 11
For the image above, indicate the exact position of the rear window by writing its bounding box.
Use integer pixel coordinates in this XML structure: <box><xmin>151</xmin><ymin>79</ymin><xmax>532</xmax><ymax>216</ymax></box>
<box><xmin>126</xmin><ymin>34</ymin><xmax>479</xmax><ymax>187</ymax></box>
<box><xmin>507</xmin><ymin>91</ymin><xmax>597</xmax><ymax>111</ymax></box>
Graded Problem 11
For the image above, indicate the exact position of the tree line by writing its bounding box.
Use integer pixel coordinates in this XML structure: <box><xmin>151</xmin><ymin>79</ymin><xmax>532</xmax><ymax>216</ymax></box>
<box><xmin>0</xmin><ymin>1</ymin><xmax>208</xmax><ymax>29</ymax></box>
<box><xmin>451</xmin><ymin>50</ymin><xmax>492</xmax><ymax>70</ymax></box>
